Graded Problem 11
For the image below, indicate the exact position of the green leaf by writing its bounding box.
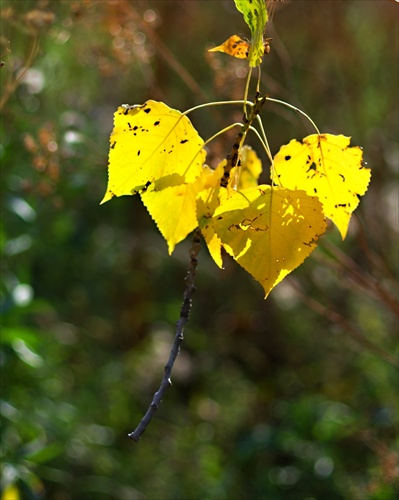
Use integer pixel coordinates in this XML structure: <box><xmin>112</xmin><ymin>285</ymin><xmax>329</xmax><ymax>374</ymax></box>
<box><xmin>234</xmin><ymin>0</ymin><xmax>268</xmax><ymax>67</ymax></box>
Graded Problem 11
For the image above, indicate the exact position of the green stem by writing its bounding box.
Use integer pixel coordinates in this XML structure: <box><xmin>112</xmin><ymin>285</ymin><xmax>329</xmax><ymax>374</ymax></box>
<box><xmin>183</xmin><ymin>100</ymin><xmax>254</xmax><ymax>117</ymax></box>
<box><xmin>266</xmin><ymin>97</ymin><xmax>321</xmax><ymax>135</ymax></box>
<box><xmin>243</xmin><ymin>68</ymin><xmax>253</xmax><ymax>120</ymax></box>
<box><xmin>248</xmin><ymin>125</ymin><xmax>273</xmax><ymax>165</ymax></box>
<box><xmin>203</xmin><ymin>123</ymin><xmax>243</xmax><ymax>149</ymax></box>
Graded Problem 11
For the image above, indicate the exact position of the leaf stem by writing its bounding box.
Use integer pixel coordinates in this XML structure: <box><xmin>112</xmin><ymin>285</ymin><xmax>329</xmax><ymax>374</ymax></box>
<box><xmin>243</xmin><ymin>68</ymin><xmax>253</xmax><ymax>120</ymax></box>
<box><xmin>128</xmin><ymin>229</ymin><xmax>202</xmax><ymax>442</ymax></box>
<box><xmin>248</xmin><ymin>125</ymin><xmax>272</xmax><ymax>164</ymax></box>
<box><xmin>203</xmin><ymin>123</ymin><xmax>243</xmax><ymax>149</ymax></box>
<box><xmin>256</xmin><ymin>66</ymin><xmax>261</xmax><ymax>94</ymax></box>
<box><xmin>266</xmin><ymin>97</ymin><xmax>321</xmax><ymax>135</ymax></box>
<box><xmin>183</xmin><ymin>100</ymin><xmax>254</xmax><ymax>117</ymax></box>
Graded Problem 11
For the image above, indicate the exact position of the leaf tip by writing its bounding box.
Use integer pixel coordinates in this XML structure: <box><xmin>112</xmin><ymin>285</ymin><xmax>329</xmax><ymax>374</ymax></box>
<box><xmin>100</xmin><ymin>190</ymin><xmax>114</xmax><ymax>205</ymax></box>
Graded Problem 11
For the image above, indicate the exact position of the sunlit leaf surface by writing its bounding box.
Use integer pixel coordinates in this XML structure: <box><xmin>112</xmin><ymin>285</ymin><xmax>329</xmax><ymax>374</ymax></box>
<box><xmin>274</xmin><ymin>134</ymin><xmax>371</xmax><ymax>238</ymax></box>
<box><xmin>213</xmin><ymin>185</ymin><xmax>327</xmax><ymax>297</ymax></box>
<box><xmin>101</xmin><ymin>101</ymin><xmax>205</xmax><ymax>204</ymax></box>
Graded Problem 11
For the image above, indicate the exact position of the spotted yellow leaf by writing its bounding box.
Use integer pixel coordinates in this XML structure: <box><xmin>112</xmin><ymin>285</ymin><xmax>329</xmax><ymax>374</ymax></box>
<box><xmin>209</xmin><ymin>35</ymin><xmax>250</xmax><ymax>59</ymax></box>
<box><xmin>273</xmin><ymin>134</ymin><xmax>371</xmax><ymax>239</ymax></box>
<box><xmin>101</xmin><ymin>101</ymin><xmax>205</xmax><ymax>204</ymax></box>
<box><xmin>198</xmin><ymin>148</ymin><xmax>263</xmax><ymax>268</ymax></box>
<box><xmin>209</xmin><ymin>35</ymin><xmax>271</xmax><ymax>63</ymax></box>
<box><xmin>213</xmin><ymin>185</ymin><xmax>327</xmax><ymax>297</ymax></box>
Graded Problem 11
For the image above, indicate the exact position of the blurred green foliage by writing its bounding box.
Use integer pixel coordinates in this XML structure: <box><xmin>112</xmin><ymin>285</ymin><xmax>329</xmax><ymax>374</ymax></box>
<box><xmin>1</xmin><ymin>1</ymin><xmax>398</xmax><ymax>499</ymax></box>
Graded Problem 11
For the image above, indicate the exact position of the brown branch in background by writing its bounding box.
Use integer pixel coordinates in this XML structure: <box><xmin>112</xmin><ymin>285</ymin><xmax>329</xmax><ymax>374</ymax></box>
<box><xmin>126</xmin><ymin>3</ymin><xmax>209</xmax><ymax>103</ymax></box>
<box><xmin>129</xmin><ymin>228</ymin><xmax>202</xmax><ymax>442</ymax></box>
<box><xmin>0</xmin><ymin>35</ymin><xmax>39</xmax><ymax>111</ymax></box>
<box><xmin>320</xmin><ymin>240</ymin><xmax>399</xmax><ymax>319</ymax></box>
<box><xmin>292</xmin><ymin>281</ymin><xmax>399</xmax><ymax>368</ymax></box>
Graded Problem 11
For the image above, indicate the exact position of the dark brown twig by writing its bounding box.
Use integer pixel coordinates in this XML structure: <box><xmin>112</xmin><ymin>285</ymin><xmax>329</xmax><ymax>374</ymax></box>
<box><xmin>128</xmin><ymin>228</ymin><xmax>202</xmax><ymax>442</ymax></box>
<box><xmin>220</xmin><ymin>92</ymin><xmax>267</xmax><ymax>188</ymax></box>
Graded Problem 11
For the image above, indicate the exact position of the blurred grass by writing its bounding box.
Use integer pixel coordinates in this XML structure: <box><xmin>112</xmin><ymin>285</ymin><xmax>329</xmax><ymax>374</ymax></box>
<box><xmin>1</xmin><ymin>1</ymin><xmax>398</xmax><ymax>499</ymax></box>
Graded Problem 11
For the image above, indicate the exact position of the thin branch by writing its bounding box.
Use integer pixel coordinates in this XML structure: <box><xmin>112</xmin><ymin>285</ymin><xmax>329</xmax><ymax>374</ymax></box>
<box><xmin>0</xmin><ymin>35</ymin><xmax>39</xmax><ymax>112</ymax></box>
<box><xmin>128</xmin><ymin>228</ymin><xmax>202</xmax><ymax>442</ymax></box>
<box><xmin>320</xmin><ymin>240</ymin><xmax>399</xmax><ymax>319</ymax></box>
<box><xmin>127</xmin><ymin>4</ymin><xmax>208</xmax><ymax>102</ymax></box>
<box><xmin>291</xmin><ymin>281</ymin><xmax>399</xmax><ymax>368</ymax></box>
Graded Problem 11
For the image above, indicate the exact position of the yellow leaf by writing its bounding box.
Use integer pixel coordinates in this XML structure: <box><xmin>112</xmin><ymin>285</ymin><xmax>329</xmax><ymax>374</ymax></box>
<box><xmin>196</xmin><ymin>163</ymin><xmax>225</xmax><ymax>268</ymax></box>
<box><xmin>229</xmin><ymin>145</ymin><xmax>262</xmax><ymax>190</ymax></box>
<box><xmin>213</xmin><ymin>185</ymin><xmax>327</xmax><ymax>297</ymax></box>
<box><xmin>141</xmin><ymin>168</ymin><xmax>210</xmax><ymax>254</ymax></box>
<box><xmin>273</xmin><ymin>134</ymin><xmax>371</xmax><ymax>239</ymax></box>
<box><xmin>101</xmin><ymin>101</ymin><xmax>205</xmax><ymax>204</ymax></box>
<box><xmin>2</xmin><ymin>484</ymin><xmax>20</xmax><ymax>500</ymax></box>
<box><xmin>209</xmin><ymin>35</ymin><xmax>250</xmax><ymax>59</ymax></box>
<box><xmin>208</xmin><ymin>36</ymin><xmax>271</xmax><ymax>64</ymax></box>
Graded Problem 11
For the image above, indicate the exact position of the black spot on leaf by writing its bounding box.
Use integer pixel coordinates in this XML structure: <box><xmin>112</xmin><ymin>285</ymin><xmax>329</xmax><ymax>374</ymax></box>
<box><xmin>110</xmin><ymin>141</ymin><xmax>116</xmax><ymax>149</ymax></box>
<box><xmin>285</xmin><ymin>155</ymin><xmax>291</xmax><ymax>161</ymax></box>
<box><xmin>154</xmin><ymin>121</ymin><xmax>160</xmax><ymax>126</ymax></box>
<box><xmin>307</xmin><ymin>162</ymin><xmax>317</xmax><ymax>172</ymax></box>
<box><xmin>144</xmin><ymin>108</ymin><xmax>151</xmax><ymax>114</ymax></box>
<box><xmin>180</xmin><ymin>139</ymin><xmax>188</xmax><ymax>144</ymax></box>
<box><xmin>141</xmin><ymin>181</ymin><xmax>151</xmax><ymax>193</ymax></box>
<box><xmin>137</xmin><ymin>150</ymin><xmax>141</xmax><ymax>156</ymax></box>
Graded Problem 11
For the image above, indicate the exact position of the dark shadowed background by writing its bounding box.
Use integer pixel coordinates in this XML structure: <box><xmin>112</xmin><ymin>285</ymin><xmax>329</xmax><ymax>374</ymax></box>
<box><xmin>1</xmin><ymin>1</ymin><xmax>398</xmax><ymax>499</ymax></box>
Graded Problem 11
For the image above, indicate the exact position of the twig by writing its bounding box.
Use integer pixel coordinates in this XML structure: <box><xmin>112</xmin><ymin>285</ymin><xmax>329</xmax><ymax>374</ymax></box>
<box><xmin>291</xmin><ymin>281</ymin><xmax>399</xmax><ymax>368</ymax></box>
<box><xmin>320</xmin><ymin>239</ymin><xmax>399</xmax><ymax>319</ymax></box>
<box><xmin>220</xmin><ymin>92</ymin><xmax>267</xmax><ymax>188</ymax></box>
<box><xmin>128</xmin><ymin>228</ymin><xmax>202</xmax><ymax>442</ymax></box>
<box><xmin>0</xmin><ymin>35</ymin><xmax>39</xmax><ymax>112</ymax></box>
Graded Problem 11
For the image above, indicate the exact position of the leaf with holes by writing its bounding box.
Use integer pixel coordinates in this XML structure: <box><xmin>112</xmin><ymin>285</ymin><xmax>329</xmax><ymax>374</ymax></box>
<box><xmin>273</xmin><ymin>134</ymin><xmax>371</xmax><ymax>238</ymax></box>
<box><xmin>212</xmin><ymin>185</ymin><xmax>327</xmax><ymax>297</ymax></box>
<box><xmin>101</xmin><ymin>101</ymin><xmax>205</xmax><ymax>204</ymax></box>
<box><xmin>208</xmin><ymin>35</ymin><xmax>250</xmax><ymax>59</ymax></box>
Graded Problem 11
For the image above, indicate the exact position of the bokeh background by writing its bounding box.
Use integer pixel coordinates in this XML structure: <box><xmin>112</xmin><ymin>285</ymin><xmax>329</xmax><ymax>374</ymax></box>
<box><xmin>1</xmin><ymin>1</ymin><xmax>398</xmax><ymax>499</ymax></box>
